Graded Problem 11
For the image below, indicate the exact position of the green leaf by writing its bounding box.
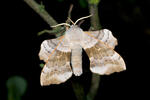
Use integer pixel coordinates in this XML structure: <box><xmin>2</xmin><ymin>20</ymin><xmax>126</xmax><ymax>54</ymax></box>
<box><xmin>6</xmin><ymin>76</ymin><xmax>27</xmax><ymax>100</ymax></box>
<box><xmin>39</xmin><ymin>2</ymin><xmax>45</xmax><ymax>12</ymax></box>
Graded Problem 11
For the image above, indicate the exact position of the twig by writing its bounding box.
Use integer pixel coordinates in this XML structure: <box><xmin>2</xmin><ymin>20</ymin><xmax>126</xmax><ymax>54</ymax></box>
<box><xmin>68</xmin><ymin>4</ymin><xmax>74</xmax><ymax>19</ymax></box>
<box><xmin>87</xmin><ymin>74</ymin><xmax>100</xmax><ymax>100</ymax></box>
<box><xmin>24</xmin><ymin>0</ymin><xmax>57</xmax><ymax>27</ymax></box>
<box><xmin>24</xmin><ymin>0</ymin><xmax>64</xmax><ymax>37</ymax></box>
<box><xmin>66</xmin><ymin>4</ymin><xmax>74</xmax><ymax>24</ymax></box>
<box><xmin>88</xmin><ymin>1</ymin><xmax>101</xmax><ymax>30</ymax></box>
<box><xmin>72</xmin><ymin>82</ymin><xmax>86</xmax><ymax>100</ymax></box>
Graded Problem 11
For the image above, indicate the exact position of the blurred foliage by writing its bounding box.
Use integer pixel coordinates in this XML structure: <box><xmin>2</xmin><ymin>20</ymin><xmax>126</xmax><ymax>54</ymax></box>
<box><xmin>79</xmin><ymin>0</ymin><xmax>88</xmax><ymax>8</ymax></box>
<box><xmin>6</xmin><ymin>76</ymin><xmax>27</xmax><ymax>100</ymax></box>
<box><xmin>116</xmin><ymin>0</ymin><xmax>150</xmax><ymax>35</ymax></box>
<box><xmin>40</xmin><ymin>63</ymin><xmax>44</xmax><ymax>68</ymax></box>
<box><xmin>56</xmin><ymin>0</ymin><xmax>88</xmax><ymax>8</ymax></box>
<box><xmin>57</xmin><ymin>0</ymin><xmax>64</xmax><ymax>2</ymax></box>
<box><xmin>88</xmin><ymin>0</ymin><xmax>100</xmax><ymax>5</ymax></box>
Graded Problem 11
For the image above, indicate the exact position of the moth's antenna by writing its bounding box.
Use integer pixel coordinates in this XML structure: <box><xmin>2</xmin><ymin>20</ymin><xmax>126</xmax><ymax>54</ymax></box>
<box><xmin>51</xmin><ymin>23</ymin><xmax>71</xmax><ymax>28</ymax></box>
<box><xmin>74</xmin><ymin>15</ymin><xmax>93</xmax><ymax>25</ymax></box>
<box><xmin>78</xmin><ymin>20</ymin><xmax>85</xmax><ymax>27</ymax></box>
<box><xmin>67</xmin><ymin>17</ymin><xmax>75</xmax><ymax>25</ymax></box>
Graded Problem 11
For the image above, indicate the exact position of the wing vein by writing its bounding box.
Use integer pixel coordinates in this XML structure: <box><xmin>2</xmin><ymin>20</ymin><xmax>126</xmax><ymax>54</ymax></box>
<box><xmin>45</xmin><ymin>36</ymin><xmax>64</xmax><ymax>63</ymax></box>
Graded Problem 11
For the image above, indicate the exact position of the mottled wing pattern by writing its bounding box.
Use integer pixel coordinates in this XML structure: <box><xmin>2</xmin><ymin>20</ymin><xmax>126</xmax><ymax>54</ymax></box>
<box><xmin>39</xmin><ymin>36</ymin><xmax>72</xmax><ymax>86</ymax></box>
<box><xmin>84</xmin><ymin>29</ymin><xmax>118</xmax><ymax>49</ymax></box>
<box><xmin>40</xmin><ymin>50</ymin><xmax>72</xmax><ymax>85</ymax></box>
<box><xmin>82</xmin><ymin>31</ymin><xmax>126</xmax><ymax>75</ymax></box>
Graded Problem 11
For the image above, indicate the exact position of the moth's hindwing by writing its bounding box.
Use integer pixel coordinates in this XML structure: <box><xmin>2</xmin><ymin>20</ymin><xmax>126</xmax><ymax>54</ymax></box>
<box><xmin>82</xmin><ymin>31</ymin><xmax>126</xmax><ymax>75</ymax></box>
<box><xmin>40</xmin><ymin>50</ymin><xmax>72</xmax><ymax>85</ymax></box>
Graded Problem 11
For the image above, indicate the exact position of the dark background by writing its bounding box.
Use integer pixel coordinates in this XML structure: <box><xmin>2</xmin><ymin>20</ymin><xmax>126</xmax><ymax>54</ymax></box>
<box><xmin>1</xmin><ymin>0</ymin><xmax>150</xmax><ymax>100</ymax></box>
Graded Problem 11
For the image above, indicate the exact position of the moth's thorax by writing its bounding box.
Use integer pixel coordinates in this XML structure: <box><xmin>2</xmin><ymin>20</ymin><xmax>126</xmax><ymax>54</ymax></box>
<box><xmin>65</xmin><ymin>25</ymin><xmax>84</xmax><ymax>48</ymax></box>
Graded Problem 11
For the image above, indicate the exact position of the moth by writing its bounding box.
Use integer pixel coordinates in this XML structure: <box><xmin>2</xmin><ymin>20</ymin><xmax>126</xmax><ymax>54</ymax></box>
<box><xmin>39</xmin><ymin>15</ymin><xmax>126</xmax><ymax>86</ymax></box>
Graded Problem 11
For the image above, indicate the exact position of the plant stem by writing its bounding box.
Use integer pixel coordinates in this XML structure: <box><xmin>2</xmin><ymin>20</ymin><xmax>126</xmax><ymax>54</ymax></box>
<box><xmin>24</xmin><ymin>0</ymin><xmax>64</xmax><ymax>36</ymax></box>
<box><xmin>24</xmin><ymin>0</ymin><xmax>57</xmax><ymax>27</ymax></box>
<box><xmin>72</xmin><ymin>82</ymin><xmax>86</xmax><ymax>100</ymax></box>
<box><xmin>87</xmin><ymin>74</ymin><xmax>100</xmax><ymax>100</ymax></box>
<box><xmin>88</xmin><ymin>3</ymin><xmax>101</xmax><ymax>30</ymax></box>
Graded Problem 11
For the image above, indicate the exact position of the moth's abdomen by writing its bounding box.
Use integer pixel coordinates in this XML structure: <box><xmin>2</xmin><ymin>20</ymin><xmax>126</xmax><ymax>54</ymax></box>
<box><xmin>71</xmin><ymin>45</ymin><xmax>82</xmax><ymax>76</ymax></box>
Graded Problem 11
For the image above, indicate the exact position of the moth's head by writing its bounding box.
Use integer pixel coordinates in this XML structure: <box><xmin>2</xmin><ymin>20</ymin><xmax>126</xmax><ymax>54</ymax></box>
<box><xmin>51</xmin><ymin>15</ymin><xmax>92</xmax><ymax>29</ymax></box>
<box><xmin>67</xmin><ymin>25</ymin><xmax>81</xmax><ymax>32</ymax></box>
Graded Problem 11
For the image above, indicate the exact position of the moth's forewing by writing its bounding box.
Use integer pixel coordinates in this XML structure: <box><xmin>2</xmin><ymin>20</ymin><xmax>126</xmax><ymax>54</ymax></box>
<box><xmin>39</xmin><ymin>36</ymin><xmax>72</xmax><ymax>86</ymax></box>
<box><xmin>84</xmin><ymin>29</ymin><xmax>118</xmax><ymax>49</ymax></box>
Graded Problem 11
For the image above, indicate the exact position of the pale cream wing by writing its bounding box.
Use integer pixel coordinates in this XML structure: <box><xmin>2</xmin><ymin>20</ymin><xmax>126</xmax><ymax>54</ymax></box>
<box><xmin>39</xmin><ymin>36</ymin><xmax>72</xmax><ymax>86</ymax></box>
<box><xmin>82</xmin><ymin>32</ymin><xmax>126</xmax><ymax>75</ymax></box>
<box><xmin>84</xmin><ymin>29</ymin><xmax>118</xmax><ymax>49</ymax></box>
<box><xmin>39</xmin><ymin>36</ymin><xmax>71</xmax><ymax>62</ymax></box>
